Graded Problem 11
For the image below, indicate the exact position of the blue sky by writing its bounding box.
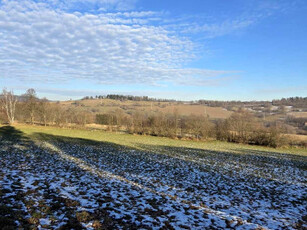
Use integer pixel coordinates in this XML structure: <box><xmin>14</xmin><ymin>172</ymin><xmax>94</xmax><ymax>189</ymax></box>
<box><xmin>0</xmin><ymin>0</ymin><xmax>306</xmax><ymax>101</ymax></box>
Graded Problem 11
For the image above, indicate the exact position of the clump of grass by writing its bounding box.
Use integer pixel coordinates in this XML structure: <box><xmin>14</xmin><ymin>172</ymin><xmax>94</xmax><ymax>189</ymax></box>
<box><xmin>92</xmin><ymin>220</ymin><xmax>103</xmax><ymax>229</ymax></box>
<box><xmin>76</xmin><ymin>211</ymin><xmax>91</xmax><ymax>222</ymax></box>
<box><xmin>28</xmin><ymin>214</ymin><xmax>41</xmax><ymax>225</ymax></box>
<box><xmin>65</xmin><ymin>199</ymin><xmax>80</xmax><ymax>207</ymax></box>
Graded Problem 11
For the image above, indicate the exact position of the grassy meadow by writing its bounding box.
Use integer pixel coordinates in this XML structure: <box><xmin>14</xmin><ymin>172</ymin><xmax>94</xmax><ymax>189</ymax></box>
<box><xmin>14</xmin><ymin>124</ymin><xmax>307</xmax><ymax>156</ymax></box>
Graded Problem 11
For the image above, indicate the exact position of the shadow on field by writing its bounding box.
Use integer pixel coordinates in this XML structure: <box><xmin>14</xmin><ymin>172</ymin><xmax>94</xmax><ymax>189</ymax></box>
<box><xmin>229</xmin><ymin>148</ymin><xmax>307</xmax><ymax>170</ymax></box>
<box><xmin>131</xmin><ymin>142</ymin><xmax>307</xmax><ymax>172</ymax></box>
<box><xmin>0</xmin><ymin>125</ymin><xmax>29</xmax><ymax>143</ymax></box>
<box><xmin>2</xmin><ymin>127</ymin><xmax>306</xmax><ymax>229</ymax></box>
<box><xmin>29</xmin><ymin>132</ymin><xmax>307</xmax><ymax>230</ymax></box>
<box><xmin>31</xmin><ymin>132</ymin><xmax>307</xmax><ymax>191</ymax></box>
<box><xmin>0</xmin><ymin>126</ymin><xmax>33</xmax><ymax>229</ymax></box>
<box><xmin>139</xmin><ymin>144</ymin><xmax>307</xmax><ymax>170</ymax></box>
<box><xmin>31</xmin><ymin>132</ymin><xmax>307</xmax><ymax>183</ymax></box>
<box><xmin>0</xmin><ymin>126</ymin><xmax>87</xmax><ymax>229</ymax></box>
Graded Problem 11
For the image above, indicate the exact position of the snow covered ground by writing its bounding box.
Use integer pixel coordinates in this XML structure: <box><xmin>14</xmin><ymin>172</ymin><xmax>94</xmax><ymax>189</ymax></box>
<box><xmin>0</xmin><ymin>128</ymin><xmax>306</xmax><ymax>229</ymax></box>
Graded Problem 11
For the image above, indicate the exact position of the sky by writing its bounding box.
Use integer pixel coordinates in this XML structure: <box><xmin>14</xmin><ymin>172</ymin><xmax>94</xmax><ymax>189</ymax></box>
<box><xmin>0</xmin><ymin>0</ymin><xmax>306</xmax><ymax>101</ymax></box>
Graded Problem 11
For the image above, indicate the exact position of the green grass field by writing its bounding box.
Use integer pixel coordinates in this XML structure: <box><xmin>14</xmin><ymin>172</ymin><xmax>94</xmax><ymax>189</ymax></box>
<box><xmin>13</xmin><ymin>124</ymin><xmax>307</xmax><ymax>156</ymax></box>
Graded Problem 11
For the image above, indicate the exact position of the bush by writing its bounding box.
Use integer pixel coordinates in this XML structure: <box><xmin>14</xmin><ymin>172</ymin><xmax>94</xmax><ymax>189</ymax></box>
<box><xmin>216</xmin><ymin>111</ymin><xmax>289</xmax><ymax>148</ymax></box>
<box><xmin>251</xmin><ymin>127</ymin><xmax>287</xmax><ymax>148</ymax></box>
<box><xmin>96</xmin><ymin>114</ymin><xmax>117</xmax><ymax>125</ymax></box>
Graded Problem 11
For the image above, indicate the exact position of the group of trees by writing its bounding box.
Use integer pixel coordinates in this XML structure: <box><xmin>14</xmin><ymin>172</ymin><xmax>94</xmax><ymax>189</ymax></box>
<box><xmin>272</xmin><ymin>97</ymin><xmax>307</xmax><ymax>108</ymax></box>
<box><xmin>0</xmin><ymin>88</ymin><xmax>94</xmax><ymax>127</ymax></box>
<box><xmin>82</xmin><ymin>94</ymin><xmax>176</xmax><ymax>102</ymax></box>
<box><xmin>198</xmin><ymin>97</ymin><xmax>307</xmax><ymax>110</ymax></box>
<box><xmin>96</xmin><ymin>111</ymin><xmax>213</xmax><ymax>139</ymax></box>
<box><xmin>1</xmin><ymin>88</ymin><xmax>305</xmax><ymax>148</ymax></box>
<box><xmin>83</xmin><ymin>95</ymin><xmax>307</xmax><ymax>108</ymax></box>
<box><xmin>286</xmin><ymin>116</ymin><xmax>307</xmax><ymax>134</ymax></box>
<box><xmin>95</xmin><ymin>109</ymin><xmax>291</xmax><ymax>147</ymax></box>
<box><xmin>215</xmin><ymin>110</ymin><xmax>288</xmax><ymax>147</ymax></box>
<box><xmin>127</xmin><ymin>113</ymin><xmax>213</xmax><ymax>139</ymax></box>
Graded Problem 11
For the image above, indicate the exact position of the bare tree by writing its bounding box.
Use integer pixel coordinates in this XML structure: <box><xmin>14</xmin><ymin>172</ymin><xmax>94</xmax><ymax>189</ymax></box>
<box><xmin>184</xmin><ymin>114</ymin><xmax>212</xmax><ymax>140</ymax></box>
<box><xmin>24</xmin><ymin>88</ymin><xmax>38</xmax><ymax>124</ymax></box>
<box><xmin>38</xmin><ymin>98</ymin><xmax>50</xmax><ymax>126</ymax></box>
<box><xmin>1</xmin><ymin>88</ymin><xmax>17</xmax><ymax>124</ymax></box>
<box><xmin>227</xmin><ymin>110</ymin><xmax>255</xmax><ymax>143</ymax></box>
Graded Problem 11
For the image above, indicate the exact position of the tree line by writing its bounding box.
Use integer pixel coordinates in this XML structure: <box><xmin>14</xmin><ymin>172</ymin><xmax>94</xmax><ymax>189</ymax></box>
<box><xmin>95</xmin><ymin>109</ymin><xmax>296</xmax><ymax>148</ymax></box>
<box><xmin>82</xmin><ymin>94</ymin><xmax>176</xmax><ymax>102</ymax></box>
<box><xmin>82</xmin><ymin>94</ymin><xmax>307</xmax><ymax>109</ymax></box>
<box><xmin>198</xmin><ymin>97</ymin><xmax>307</xmax><ymax>109</ymax></box>
<box><xmin>1</xmin><ymin>88</ymin><xmax>305</xmax><ymax>148</ymax></box>
<box><xmin>0</xmin><ymin>88</ymin><xmax>94</xmax><ymax>127</ymax></box>
<box><xmin>272</xmin><ymin>97</ymin><xmax>307</xmax><ymax>108</ymax></box>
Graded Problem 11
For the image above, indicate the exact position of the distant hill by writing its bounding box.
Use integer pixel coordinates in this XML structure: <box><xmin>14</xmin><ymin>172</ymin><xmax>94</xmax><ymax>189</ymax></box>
<box><xmin>58</xmin><ymin>98</ymin><xmax>232</xmax><ymax>119</ymax></box>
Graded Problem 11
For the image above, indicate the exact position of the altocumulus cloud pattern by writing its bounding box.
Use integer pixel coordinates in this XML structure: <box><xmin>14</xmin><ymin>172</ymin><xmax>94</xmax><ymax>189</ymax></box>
<box><xmin>0</xmin><ymin>0</ymin><xmax>234</xmax><ymax>86</ymax></box>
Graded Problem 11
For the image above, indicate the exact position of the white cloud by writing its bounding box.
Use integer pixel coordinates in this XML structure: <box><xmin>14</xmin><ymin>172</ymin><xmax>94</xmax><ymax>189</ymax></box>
<box><xmin>163</xmin><ymin>0</ymin><xmax>296</xmax><ymax>39</ymax></box>
<box><xmin>0</xmin><ymin>0</ymin><xmax>236</xmax><ymax>86</ymax></box>
<box><xmin>14</xmin><ymin>0</ymin><xmax>139</xmax><ymax>11</ymax></box>
<box><xmin>181</xmin><ymin>19</ymin><xmax>255</xmax><ymax>39</ymax></box>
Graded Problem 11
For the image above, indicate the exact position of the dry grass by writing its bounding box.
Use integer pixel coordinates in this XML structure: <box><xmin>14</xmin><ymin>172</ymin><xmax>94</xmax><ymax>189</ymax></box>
<box><xmin>156</xmin><ymin>104</ymin><xmax>231</xmax><ymax>118</ymax></box>
<box><xmin>288</xmin><ymin>112</ymin><xmax>307</xmax><ymax>118</ymax></box>
<box><xmin>285</xmin><ymin>134</ymin><xmax>307</xmax><ymax>142</ymax></box>
<box><xmin>56</xmin><ymin>99</ymin><xmax>232</xmax><ymax>119</ymax></box>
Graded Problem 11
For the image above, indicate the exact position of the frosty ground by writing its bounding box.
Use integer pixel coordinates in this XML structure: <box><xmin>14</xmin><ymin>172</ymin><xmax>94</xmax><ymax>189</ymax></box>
<box><xmin>0</xmin><ymin>125</ymin><xmax>306</xmax><ymax>229</ymax></box>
